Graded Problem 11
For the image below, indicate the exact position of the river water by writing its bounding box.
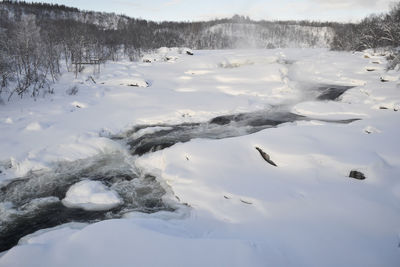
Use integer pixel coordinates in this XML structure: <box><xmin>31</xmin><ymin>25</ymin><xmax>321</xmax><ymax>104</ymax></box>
<box><xmin>0</xmin><ymin>84</ymin><xmax>358</xmax><ymax>252</ymax></box>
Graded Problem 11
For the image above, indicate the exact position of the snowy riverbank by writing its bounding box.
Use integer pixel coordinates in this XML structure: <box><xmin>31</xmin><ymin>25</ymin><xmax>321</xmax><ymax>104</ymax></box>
<box><xmin>0</xmin><ymin>48</ymin><xmax>399</xmax><ymax>266</ymax></box>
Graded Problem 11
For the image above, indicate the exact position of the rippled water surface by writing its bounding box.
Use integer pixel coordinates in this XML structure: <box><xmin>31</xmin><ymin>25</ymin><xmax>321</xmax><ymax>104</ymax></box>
<box><xmin>0</xmin><ymin>83</ymin><xmax>358</xmax><ymax>252</ymax></box>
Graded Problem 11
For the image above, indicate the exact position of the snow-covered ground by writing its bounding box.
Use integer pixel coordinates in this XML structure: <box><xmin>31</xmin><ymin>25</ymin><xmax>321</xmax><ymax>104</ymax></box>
<box><xmin>0</xmin><ymin>48</ymin><xmax>399</xmax><ymax>266</ymax></box>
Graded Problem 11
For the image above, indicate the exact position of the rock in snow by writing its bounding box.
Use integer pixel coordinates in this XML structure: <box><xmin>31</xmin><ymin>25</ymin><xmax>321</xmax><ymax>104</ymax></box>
<box><xmin>349</xmin><ymin>170</ymin><xmax>366</xmax><ymax>180</ymax></box>
<box><xmin>255</xmin><ymin>146</ymin><xmax>277</xmax><ymax>167</ymax></box>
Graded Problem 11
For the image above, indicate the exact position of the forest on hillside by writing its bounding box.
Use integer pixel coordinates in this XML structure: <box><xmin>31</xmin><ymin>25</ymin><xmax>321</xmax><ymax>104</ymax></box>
<box><xmin>0</xmin><ymin>0</ymin><xmax>399</xmax><ymax>100</ymax></box>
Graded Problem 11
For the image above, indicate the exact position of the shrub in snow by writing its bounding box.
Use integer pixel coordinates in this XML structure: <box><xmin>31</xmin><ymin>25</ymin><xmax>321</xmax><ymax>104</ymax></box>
<box><xmin>66</xmin><ymin>85</ymin><xmax>79</xmax><ymax>96</ymax></box>
<box><xmin>1</xmin><ymin>15</ymin><xmax>60</xmax><ymax>100</ymax></box>
<box><xmin>386</xmin><ymin>50</ymin><xmax>400</xmax><ymax>71</ymax></box>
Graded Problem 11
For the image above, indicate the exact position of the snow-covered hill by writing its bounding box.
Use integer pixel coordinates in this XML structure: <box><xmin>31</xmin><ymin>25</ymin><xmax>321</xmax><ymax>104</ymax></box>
<box><xmin>0</xmin><ymin>1</ymin><xmax>128</xmax><ymax>30</ymax></box>
<box><xmin>0</xmin><ymin>1</ymin><xmax>334</xmax><ymax>49</ymax></box>
<box><xmin>203</xmin><ymin>23</ymin><xmax>333</xmax><ymax>48</ymax></box>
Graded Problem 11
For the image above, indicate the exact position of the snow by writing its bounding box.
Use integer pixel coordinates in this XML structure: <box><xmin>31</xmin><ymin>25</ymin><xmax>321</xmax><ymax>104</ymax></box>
<box><xmin>62</xmin><ymin>180</ymin><xmax>122</xmax><ymax>211</ymax></box>
<box><xmin>292</xmin><ymin>101</ymin><xmax>368</xmax><ymax>120</ymax></box>
<box><xmin>0</xmin><ymin>48</ymin><xmax>400</xmax><ymax>266</ymax></box>
<box><xmin>206</xmin><ymin>23</ymin><xmax>333</xmax><ymax>48</ymax></box>
<box><xmin>25</xmin><ymin>122</ymin><xmax>42</xmax><ymax>131</ymax></box>
<box><xmin>0</xmin><ymin>219</ymin><xmax>264</xmax><ymax>267</ymax></box>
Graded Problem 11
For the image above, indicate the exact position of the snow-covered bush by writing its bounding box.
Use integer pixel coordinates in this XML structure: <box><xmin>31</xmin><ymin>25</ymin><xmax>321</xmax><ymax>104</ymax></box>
<box><xmin>386</xmin><ymin>49</ymin><xmax>400</xmax><ymax>70</ymax></box>
<box><xmin>331</xmin><ymin>2</ymin><xmax>400</xmax><ymax>55</ymax></box>
<box><xmin>1</xmin><ymin>15</ymin><xmax>60</xmax><ymax>100</ymax></box>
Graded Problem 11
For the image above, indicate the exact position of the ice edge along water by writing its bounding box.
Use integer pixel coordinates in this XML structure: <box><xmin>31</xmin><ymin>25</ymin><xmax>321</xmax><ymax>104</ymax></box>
<box><xmin>0</xmin><ymin>81</ymin><xmax>359</xmax><ymax>252</ymax></box>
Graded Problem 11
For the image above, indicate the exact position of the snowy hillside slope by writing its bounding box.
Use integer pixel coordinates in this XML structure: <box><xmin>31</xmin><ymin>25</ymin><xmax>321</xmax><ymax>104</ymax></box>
<box><xmin>205</xmin><ymin>23</ymin><xmax>333</xmax><ymax>48</ymax></box>
<box><xmin>0</xmin><ymin>48</ymin><xmax>399</xmax><ymax>266</ymax></box>
<box><xmin>0</xmin><ymin>1</ymin><xmax>335</xmax><ymax>50</ymax></box>
<box><xmin>0</xmin><ymin>1</ymin><xmax>128</xmax><ymax>30</ymax></box>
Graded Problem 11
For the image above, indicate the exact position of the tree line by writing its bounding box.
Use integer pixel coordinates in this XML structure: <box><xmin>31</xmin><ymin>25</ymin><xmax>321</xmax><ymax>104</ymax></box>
<box><xmin>331</xmin><ymin>2</ymin><xmax>400</xmax><ymax>69</ymax></box>
<box><xmin>0</xmin><ymin>0</ymin><xmax>399</xmax><ymax>100</ymax></box>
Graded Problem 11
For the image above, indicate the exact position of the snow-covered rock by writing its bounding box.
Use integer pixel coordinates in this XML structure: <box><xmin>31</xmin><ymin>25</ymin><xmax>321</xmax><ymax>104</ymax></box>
<box><xmin>62</xmin><ymin>180</ymin><xmax>122</xmax><ymax>211</ymax></box>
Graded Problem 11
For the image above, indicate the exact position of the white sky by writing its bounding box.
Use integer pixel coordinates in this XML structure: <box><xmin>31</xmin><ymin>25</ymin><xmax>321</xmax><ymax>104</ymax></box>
<box><xmin>28</xmin><ymin>0</ymin><xmax>397</xmax><ymax>22</ymax></box>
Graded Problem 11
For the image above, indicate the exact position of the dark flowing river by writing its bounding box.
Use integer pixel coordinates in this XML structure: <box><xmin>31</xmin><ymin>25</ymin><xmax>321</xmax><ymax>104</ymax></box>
<box><xmin>0</xmin><ymin>84</ymin><xmax>358</xmax><ymax>252</ymax></box>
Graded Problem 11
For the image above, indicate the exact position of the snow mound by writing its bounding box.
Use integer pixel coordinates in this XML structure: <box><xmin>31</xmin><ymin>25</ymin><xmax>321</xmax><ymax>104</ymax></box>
<box><xmin>218</xmin><ymin>59</ymin><xmax>254</xmax><ymax>68</ymax></box>
<box><xmin>71</xmin><ymin>101</ymin><xmax>87</xmax><ymax>109</ymax></box>
<box><xmin>126</xmin><ymin>79</ymin><xmax>149</xmax><ymax>88</ymax></box>
<box><xmin>103</xmin><ymin>78</ymin><xmax>149</xmax><ymax>88</ymax></box>
<box><xmin>142</xmin><ymin>47</ymin><xmax>192</xmax><ymax>63</ymax></box>
<box><xmin>292</xmin><ymin>101</ymin><xmax>367</xmax><ymax>119</ymax></box>
<box><xmin>184</xmin><ymin>70</ymin><xmax>213</xmax><ymax>75</ymax></box>
<box><xmin>25</xmin><ymin>122</ymin><xmax>42</xmax><ymax>131</ymax></box>
<box><xmin>62</xmin><ymin>180</ymin><xmax>122</xmax><ymax>211</ymax></box>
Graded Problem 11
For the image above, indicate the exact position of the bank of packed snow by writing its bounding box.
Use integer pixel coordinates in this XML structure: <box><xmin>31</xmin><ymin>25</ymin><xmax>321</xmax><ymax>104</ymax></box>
<box><xmin>0</xmin><ymin>48</ymin><xmax>399</xmax><ymax>266</ymax></box>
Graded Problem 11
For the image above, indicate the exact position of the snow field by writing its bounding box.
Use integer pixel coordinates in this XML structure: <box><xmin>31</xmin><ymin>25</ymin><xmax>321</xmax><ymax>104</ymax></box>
<box><xmin>0</xmin><ymin>48</ymin><xmax>399</xmax><ymax>266</ymax></box>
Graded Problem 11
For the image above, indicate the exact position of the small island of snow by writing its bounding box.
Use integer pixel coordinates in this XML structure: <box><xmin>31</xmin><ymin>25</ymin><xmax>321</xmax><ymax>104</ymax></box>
<box><xmin>62</xmin><ymin>180</ymin><xmax>122</xmax><ymax>211</ymax></box>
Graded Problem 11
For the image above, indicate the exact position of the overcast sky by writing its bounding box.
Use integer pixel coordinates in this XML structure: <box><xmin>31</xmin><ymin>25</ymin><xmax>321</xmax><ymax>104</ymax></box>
<box><xmin>30</xmin><ymin>0</ymin><xmax>396</xmax><ymax>22</ymax></box>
